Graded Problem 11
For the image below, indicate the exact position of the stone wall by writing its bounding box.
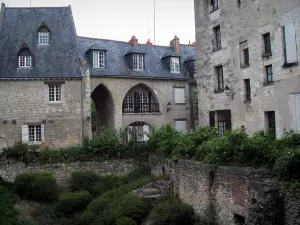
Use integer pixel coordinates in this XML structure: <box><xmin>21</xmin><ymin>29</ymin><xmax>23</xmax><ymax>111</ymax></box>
<box><xmin>0</xmin><ymin>159</ymin><xmax>142</xmax><ymax>185</ymax></box>
<box><xmin>284</xmin><ymin>191</ymin><xmax>300</xmax><ymax>225</ymax></box>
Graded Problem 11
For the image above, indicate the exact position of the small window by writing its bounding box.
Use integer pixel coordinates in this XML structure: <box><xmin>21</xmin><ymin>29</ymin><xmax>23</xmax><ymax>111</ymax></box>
<box><xmin>209</xmin><ymin>0</ymin><xmax>219</xmax><ymax>12</ymax></box>
<box><xmin>174</xmin><ymin>87</ymin><xmax>185</xmax><ymax>104</ymax></box>
<box><xmin>170</xmin><ymin>57</ymin><xmax>180</xmax><ymax>73</ymax></box>
<box><xmin>49</xmin><ymin>84</ymin><xmax>62</xmax><ymax>102</ymax></box>
<box><xmin>216</xmin><ymin>110</ymin><xmax>231</xmax><ymax>136</ymax></box>
<box><xmin>215</xmin><ymin>66</ymin><xmax>224</xmax><ymax>91</ymax></box>
<box><xmin>263</xmin><ymin>33</ymin><xmax>271</xmax><ymax>55</ymax></box>
<box><xmin>38</xmin><ymin>32</ymin><xmax>49</xmax><ymax>44</ymax></box>
<box><xmin>283</xmin><ymin>23</ymin><xmax>298</xmax><ymax>65</ymax></box>
<box><xmin>240</xmin><ymin>41</ymin><xmax>250</xmax><ymax>67</ymax></box>
<box><xmin>213</xmin><ymin>26</ymin><xmax>221</xmax><ymax>51</ymax></box>
<box><xmin>243</xmin><ymin>48</ymin><xmax>249</xmax><ymax>66</ymax></box>
<box><xmin>18</xmin><ymin>56</ymin><xmax>32</xmax><ymax>68</ymax></box>
<box><xmin>265</xmin><ymin>65</ymin><xmax>273</xmax><ymax>83</ymax></box>
<box><xmin>244</xmin><ymin>79</ymin><xmax>251</xmax><ymax>101</ymax></box>
<box><xmin>133</xmin><ymin>54</ymin><xmax>144</xmax><ymax>71</ymax></box>
<box><xmin>29</xmin><ymin>125</ymin><xmax>42</xmax><ymax>143</ymax></box>
<box><xmin>93</xmin><ymin>50</ymin><xmax>105</xmax><ymax>68</ymax></box>
<box><xmin>175</xmin><ymin>120</ymin><xmax>187</xmax><ymax>133</ymax></box>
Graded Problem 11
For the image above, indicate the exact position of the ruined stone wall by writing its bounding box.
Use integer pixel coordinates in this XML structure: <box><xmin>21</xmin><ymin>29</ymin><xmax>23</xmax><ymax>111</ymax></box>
<box><xmin>284</xmin><ymin>191</ymin><xmax>300</xmax><ymax>225</ymax></box>
<box><xmin>0</xmin><ymin>159</ymin><xmax>141</xmax><ymax>185</ymax></box>
<box><xmin>194</xmin><ymin>0</ymin><xmax>300</xmax><ymax>137</ymax></box>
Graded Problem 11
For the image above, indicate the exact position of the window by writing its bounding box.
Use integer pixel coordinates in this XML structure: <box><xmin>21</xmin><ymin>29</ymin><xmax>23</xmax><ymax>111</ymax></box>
<box><xmin>139</xmin><ymin>92</ymin><xmax>149</xmax><ymax>112</ymax></box>
<box><xmin>38</xmin><ymin>32</ymin><xmax>49</xmax><ymax>44</ymax></box>
<box><xmin>240</xmin><ymin>41</ymin><xmax>249</xmax><ymax>67</ymax></box>
<box><xmin>133</xmin><ymin>54</ymin><xmax>144</xmax><ymax>71</ymax></box>
<box><xmin>175</xmin><ymin>120</ymin><xmax>187</xmax><ymax>133</ymax></box>
<box><xmin>127</xmin><ymin>122</ymin><xmax>150</xmax><ymax>142</ymax></box>
<box><xmin>216</xmin><ymin>110</ymin><xmax>231</xmax><ymax>136</ymax></box>
<box><xmin>93</xmin><ymin>50</ymin><xmax>105</xmax><ymax>68</ymax></box>
<box><xmin>244</xmin><ymin>79</ymin><xmax>251</xmax><ymax>101</ymax></box>
<box><xmin>265</xmin><ymin>111</ymin><xmax>276</xmax><ymax>137</ymax></box>
<box><xmin>213</xmin><ymin>26</ymin><xmax>221</xmax><ymax>51</ymax></box>
<box><xmin>174</xmin><ymin>87</ymin><xmax>185</xmax><ymax>104</ymax></box>
<box><xmin>283</xmin><ymin>23</ymin><xmax>298</xmax><ymax>65</ymax></box>
<box><xmin>48</xmin><ymin>84</ymin><xmax>62</xmax><ymax>102</ymax></box>
<box><xmin>209</xmin><ymin>0</ymin><xmax>219</xmax><ymax>12</ymax></box>
<box><xmin>265</xmin><ymin>65</ymin><xmax>273</xmax><ymax>83</ymax></box>
<box><xmin>123</xmin><ymin>93</ymin><xmax>134</xmax><ymax>112</ymax></box>
<box><xmin>29</xmin><ymin>125</ymin><xmax>42</xmax><ymax>142</ymax></box>
<box><xmin>18</xmin><ymin>56</ymin><xmax>31</xmax><ymax>67</ymax></box>
<box><xmin>263</xmin><ymin>33</ymin><xmax>271</xmax><ymax>55</ymax></box>
<box><xmin>215</xmin><ymin>66</ymin><xmax>224</xmax><ymax>91</ymax></box>
<box><xmin>170</xmin><ymin>57</ymin><xmax>180</xmax><ymax>73</ymax></box>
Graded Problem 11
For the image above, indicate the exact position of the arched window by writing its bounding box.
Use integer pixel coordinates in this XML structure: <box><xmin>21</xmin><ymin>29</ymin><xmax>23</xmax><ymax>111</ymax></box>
<box><xmin>37</xmin><ymin>22</ymin><xmax>50</xmax><ymax>44</ymax></box>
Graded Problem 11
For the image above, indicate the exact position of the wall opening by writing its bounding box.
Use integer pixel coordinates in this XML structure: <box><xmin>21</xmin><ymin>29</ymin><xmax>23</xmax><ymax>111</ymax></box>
<box><xmin>162</xmin><ymin>166</ymin><xmax>166</xmax><ymax>175</ymax></box>
<box><xmin>208</xmin><ymin>170</ymin><xmax>215</xmax><ymax>192</ymax></box>
<box><xmin>233</xmin><ymin>214</ymin><xmax>245</xmax><ymax>225</ymax></box>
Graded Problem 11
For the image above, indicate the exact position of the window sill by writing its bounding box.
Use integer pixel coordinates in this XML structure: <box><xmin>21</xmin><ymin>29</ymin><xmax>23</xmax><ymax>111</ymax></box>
<box><xmin>174</xmin><ymin>103</ymin><xmax>186</xmax><ymax>105</ymax></box>
<box><xmin>212</xmin><ymin>47</ymin><xmax>222</xmax><ymax>52</ymax></box>
<box><xmin>240</xmin><ymin>64</ymin><xmax>250</xmax><ymax>68</ymax></box>
<box><xmin>209</xmin><ymin>7</ymin><xmax>219</xmax><ymax>14</ymax></box>
<box><xmin>17</xmin><ymin>67</ymin><xmax>32</xmax><ymax>69</ymax></box>
<box><xmin>48</xmin><ymin>101</ymin><xmax>62</xmax><ymax>104</ymax></box>
<box><xmin>282</xmin><ymin>62</ymin><xmax>299</xmax><ymax>68</ymax></box>
<box><xmin>123</xmin><ymin>112</ymin><xmax>162</xmax><ymax>115</ymax></box>
<box><xmin>170</xmin><ymin>71</ymin><xmax>180</xmax><ymax>74</ymax></box>
<box><xmin>28</xmin><ymin>142</ymin><xmax>43</xmax><ymax>146</ymax></box>
<box><xmin>92</xmin><ymin>67</ymin><xmax>106</xmax><ymax>69</ymax></box>
<box><xmin>37</xmin><ymin>43</ymin><xmax>50</xmax><ymax>46</ymax></box>
<box><xmin>262</xmin><ymin>52</ymin><xmax>272</xmax><ymax>58</ymax></box>
<box><xmin>214</xmin><ymin>89</ymin><xmax>224</xmax><ymax>94</ymax></box>
<box><xmin>243</xmin><ymin>100</ymin><xmax>252</xmax><ymax>104</ymax></box>
<box><xmin>263</xmin><ymin>81</ymin><xmax>274</xmax><ymax>86</ymax></box>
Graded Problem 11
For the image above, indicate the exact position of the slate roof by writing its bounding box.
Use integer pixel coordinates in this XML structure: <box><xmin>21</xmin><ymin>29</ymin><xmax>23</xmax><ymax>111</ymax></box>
<box><xmin>0</xmin><ymin>6</ymin><xmax>82</xmax><ymax>78</ymax></box>
<box><xmin>78</xmin><ymin>37</ymin><xmax>196</xmax><ymax>80</ymax></box>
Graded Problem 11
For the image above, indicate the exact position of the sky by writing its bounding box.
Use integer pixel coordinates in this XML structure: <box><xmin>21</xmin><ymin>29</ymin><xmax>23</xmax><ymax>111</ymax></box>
<box><xmin>2</xmin><ymin>0</ymin><xmax>196</xmax><ymax>46</ymax></box>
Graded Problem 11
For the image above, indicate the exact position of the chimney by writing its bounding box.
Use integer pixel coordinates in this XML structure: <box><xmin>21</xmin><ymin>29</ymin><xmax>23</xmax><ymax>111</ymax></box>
<box><xmin>129</xmin><ymin>35</ymin><xmax>138</xmax><ymax>47</ymax></box>
<box><xmin>146</xmin><ymin>39</ymin><xmax>153</xmax><ymax>46</ymax></box>
<box><xmin>190</xmin><ymin>42</ymin><xmax>197</xmax><ymax>46</ymax></box>
<box><xmin>170</xmin><ymin>35</ymin><xmax>180</xmax><ymax>55</ymax></box>
<box><xmin>0</xmin><ymin>3</ymin><xmax>5</xmax><ymax>29</ymax></box>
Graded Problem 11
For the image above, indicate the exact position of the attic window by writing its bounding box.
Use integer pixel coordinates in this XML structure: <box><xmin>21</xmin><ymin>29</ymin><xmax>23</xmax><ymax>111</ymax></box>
<box><xmin>93</xmin><ymin>50</ymin><xmax>105</xmax><ymax>68</ymax></box>
<box><xmin>18</xmin><ymin>45</ymin><xmax>32</xmax><ymax>68</ymax></box>
<box><xmin>38</xmin><ymin>23</ymin><xmax>50</xmax><ymax>44</ymax></box>
<box><xmin>19</xmin><ymin>56</ymin><xmax>32</xmax><ymax>67</ymax></box>
<box><xmin>170</xmin><ymin>57</ymin><xmax>180</xmax><ymax>73</ymax></box>
<box><xmin>133</xmin><ymin>54</ymin><xmax>144</xmax><ymax>71</ymax></box>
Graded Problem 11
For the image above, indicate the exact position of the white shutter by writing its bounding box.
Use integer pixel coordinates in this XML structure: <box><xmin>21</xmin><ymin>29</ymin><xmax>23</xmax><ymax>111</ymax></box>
<box><xmin>41</xmin><ymin>124</ymin><xmax>45</xmax><ymax>142</ymax></box>
<box><xmin>143</xmin><ymin>125</ymin><xmax>150</xmax><ymax>141</ymax></box>
<box><xmin>93</xmin><ymin>51</ymin><xmax>98</xmax><ymax>68</ymax></box>
<box><xmin>290</xmin><ymin>93</ymin><xmax>300</xmax><ymax>132</ymax></box>
<box><xmin>174</xmin><ymin>88</ymin><xmax>185</xmax><ymax>104</ymax></box>
<box><xmin>175</xmin><ymin>120</ymin><xmax>187</xmax><ymax>133</ymax></box>
<box><xmin>284</xmin><ymin>23</ymin><xmax>298</xmax><ymax>64</ymax></box>
<box><xmin>21</xmin><ymin>125</ymin><xmax>29</xmax><ymax>143</ymax></box>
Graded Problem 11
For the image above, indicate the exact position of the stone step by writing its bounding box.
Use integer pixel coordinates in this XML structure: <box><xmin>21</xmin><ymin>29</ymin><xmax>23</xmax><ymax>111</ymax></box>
<box><xmin>140</xmin><ymin>188</ymin><xmax>161</xmax><ymax>196</ymax></box>
<box><xmin>145</xmin><ymin>194</ymin><xmax>164</xmax><ymax>200</ymax></box>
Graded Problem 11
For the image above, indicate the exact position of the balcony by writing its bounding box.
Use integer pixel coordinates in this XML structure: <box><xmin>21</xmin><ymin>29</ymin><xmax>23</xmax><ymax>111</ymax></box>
<box><xmin>122</xmin><ymin>103</ymin><xmax>160</xmax><ymax>113</ymax></box>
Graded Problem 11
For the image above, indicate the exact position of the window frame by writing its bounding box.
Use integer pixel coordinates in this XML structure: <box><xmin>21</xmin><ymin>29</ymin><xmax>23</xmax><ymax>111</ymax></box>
<box><xmin>133</xmin><ymin>54</ymin><xmax>144</xmax><ymax>71</ymax></box>
<box><xmin>243</xmin><ymin>48</ymin><xmax>250</xmax><ymax>66</ymax></box>
<box><xmin>28</xmin><ymin>125</ymin><xmax>42</xmax><ymax>143</ymax></box>
<box><xmin>265</xmin><ymin>65</ymin><xmax>273</xmax><ymax>83</ymax></box>
<box><xmin>93</xmin><ymin>50</ymin><xmax>106</xmax><ymax>68</ymax></box>
<box><xmin>18</xmin><ymin>56</ymin><xmax>32</xmax><ymax>68</ymax></box>
<box><xmin>215</xmin><ymin>66</ymin><xmax>224</xmax><ymax>92</ymax></box>
<box><xmin>263</xmin><ymin>33</ymin><xmax>272</xmax><ymax>55</ymax></box>
<box><xmin>174</xmin><ymin>87</ymin><xmax>186</xmax><ymax>104</ymax></box>
<box><xmin>244</xmin><ymin>79</ymin><xmax>251</xmax><ymax>101</ymax></box>
<box><xmin>170</xmin><ymin>57</ymin><xmax>180</xmax><ymax>73</ymax></box>
<box><xmin>209</xmin><ymin>0</ymin><xmax>219</xmax><ymax>12</ymax></box>
<box><xmin>213</xmin><ymin>26</ymin><xmax>222</xmax><ymax>51</ymax></box>
<box><xmin>38</xmin><ymin>32</ymin><xmax>50</xmax><ymax>45</ymax></box>
<box><xmin>174</xmin><ymin>119</ymin><xmax>187</xmax><ymax>133</ymax></box>
<box><xmin>48</xmin><ymin>84</ymin><xmax>62</xmax><ymax>102</ymax></box>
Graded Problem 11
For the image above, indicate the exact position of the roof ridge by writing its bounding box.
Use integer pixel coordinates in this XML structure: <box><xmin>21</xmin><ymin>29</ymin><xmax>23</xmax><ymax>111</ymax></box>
<box><xmin>6</xmin><ymin>6</ymin><xmax>69</xmax><ymax>9</ymax></box>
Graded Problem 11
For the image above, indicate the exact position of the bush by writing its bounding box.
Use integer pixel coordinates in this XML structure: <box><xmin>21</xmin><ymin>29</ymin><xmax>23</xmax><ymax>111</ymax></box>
<box><xmin>14</xmin><ymin>172</ymin><xmax>58</xmax><ymax>201</ymax></box>
<box><xmin>0</xmin><ymin>185</ymin><xmax>19</xmax><ymax>225</ymax></box>
<box><xmin>57</xmin><ymin>191</ymin><xmax>92</xmax><ymax>215</ymax></box>
<box><xmin>92</xmin><ymin>175</ymin><xmax>126</xmax><ymax>196</ymax></box>
<box><xmin>115</xmin><ymin>217</ymin><xmax>137</xmax><ymax>225</ymax></box>
<box><xmin>70</xmin><ymin>171</ymin><xmax>102</xmax><ymax>194</ymax></box>
<box><xmin>151</xmin><ymin>198</ymin><xmax>196</xmax><ymax>225</ymax></box>
<box><xmin>125</xmin><ymin>166</ymin><xmax>152</xmax><ymax>182</ymax></box>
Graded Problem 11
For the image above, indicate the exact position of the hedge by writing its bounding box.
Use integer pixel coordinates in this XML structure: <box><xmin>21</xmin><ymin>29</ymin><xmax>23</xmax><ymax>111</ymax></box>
<box><xmin>57</xmin><ymin>191</ymin><xmax>92</xmax><ymax>215</ymax></box>
<box><xmin>70</xmin><ymin>171</ymin><xmax>102</xmax><ymax>195</ymax></box>
<box><xmin>13</xmin><ymin>172</ymin><xmax>58</xmax><ymax>201</ymax></box>
<box><xmin>115</xmin><ymin>217</ymin><xmax>137</xmax><ymax>225</ymax></box>
<box><xmin>0</xmin><ymin>185</ymin><xmax>19</xmax><ymax>225</ymax></box>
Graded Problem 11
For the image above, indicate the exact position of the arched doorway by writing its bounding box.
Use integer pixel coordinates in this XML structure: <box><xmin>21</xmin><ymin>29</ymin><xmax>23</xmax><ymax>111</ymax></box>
<box><xmin>91</xmin><ymin>84</ymin><xmax>115</xmax><ymax>136</ymax></box>
<box><xmin>126</xmin><ymin>121</ymin><xmax>152</xmax><ymax>142</ymax></box>
<box><xmin>122</xmin><ymin>83</ymin><xmax>160</xmax><ymax>113</ymax></box>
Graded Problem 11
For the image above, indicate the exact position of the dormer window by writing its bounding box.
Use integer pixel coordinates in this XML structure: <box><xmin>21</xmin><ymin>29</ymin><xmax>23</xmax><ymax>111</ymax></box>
<box><xmin>133</xmin><ymin>54</ymin><xmax>144</xmax><ymax>71</ymax></box>
<box><xmin>93</xmin><ymin>50</ymin><xmax>105</xmax><ymax>68</ymax></box>
<box><xmin>19</xmin><ymin>56</ymin><xmax>32</xmax><ymax>67</ymax></box>
<box><xmin>170</xmin><ymin>57</ymin><xmax>180</xmax><ymax>73</ymax></box>
<box><xmin>37</xmin><ymin>22</ymin><xmax>50</xmax><ymax>45</ymax></box>
<box><xmin>18</xmin><ymin>43</ymin><xmax>33</xmax><ymax>68</ymax></box>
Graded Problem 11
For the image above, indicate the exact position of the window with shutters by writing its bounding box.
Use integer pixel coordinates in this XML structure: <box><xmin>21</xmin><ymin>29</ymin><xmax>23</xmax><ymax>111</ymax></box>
<box><xmin>283</xmin><ymin>23</ymin><xmax>298</xmax><ymax>66</ymax></box>
<box><xmin>215</xmin><ymin>66</ymin><xmax>224</xmax><ymax>92</ymax></box>
<box><xmin>244</xmin><ymin>79</ymin><xmax>251</xmax><ymax>102</ymax></box>
<box><xmin>262</xmin><ymin>33</ymin><xmax>272</xmax><ymax>56</ymax></box>
<box><xmin>93</xmin><ymin>50</ymin><xmax>105</xmax><ymax>68</ymax></box>
<box><xmin>174</xmin><ymin>87</ymin><xmax>185</xmax><ymax>104</ymax></box>
<box><xmin>175</xmin><ymin>120</ymin><xmax>187</xmax><ymax>133</ymax></box>
<box><xmin>289</xmin><ymin>94</ymin><xmax>300</xmax><ymax>133</ymax></box>
<box><xmin>22</xmin><ymin>124</ymin><xmax>44</xmax><ymax>144</ymax></box>
<box><xmin>240</xmin><ymin>41</ymin><xmax>250</xmax><ymax>67</ymax></box>
<box><xmin>170</xmin><ymin>57</ymin><xmax>180</xmax><ymax>73</ymax></box>
<box><xmin>213</xmin><ymin>26</ymin><xmax>221</xmax><ymax>51</ymax></box>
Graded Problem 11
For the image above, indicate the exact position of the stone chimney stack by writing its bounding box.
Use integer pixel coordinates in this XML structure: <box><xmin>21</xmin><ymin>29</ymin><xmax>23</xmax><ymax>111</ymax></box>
<box><xmin>129</xmin><ymin>35</ymin><xmax>138</xmax><ymax>47</ymax></box>
<box><xmin>170</xmin><ymin>35</ymin><xmax>180</xmax><ymax>55</ymax></box>
<box><xmin>146</xmin><ymin>39</ymin><xmax>153</xmax><ymax>46</ymax></box>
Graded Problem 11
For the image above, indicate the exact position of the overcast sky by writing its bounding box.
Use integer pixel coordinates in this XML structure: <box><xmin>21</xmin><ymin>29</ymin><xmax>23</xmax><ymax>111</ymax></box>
<box><xmin>3</xmin><ymin>0</ymin><xmax>195</xmax><ymax>46</ymax></box>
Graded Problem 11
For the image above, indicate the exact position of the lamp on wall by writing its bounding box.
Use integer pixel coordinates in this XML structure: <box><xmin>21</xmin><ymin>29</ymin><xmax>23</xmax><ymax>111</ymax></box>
<box><xmin>167</xmin><ymin>102</ymin><xmax>172</xmax><ymax>112</ymax></box>
<box><xmin>225</xmin><ymin>85</ymin><xmax>234</xmax><ymax>99</ymax></box>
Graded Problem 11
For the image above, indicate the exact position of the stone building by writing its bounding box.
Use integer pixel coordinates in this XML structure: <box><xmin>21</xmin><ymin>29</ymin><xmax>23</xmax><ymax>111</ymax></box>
<box><xmin>194</xmin><ymin>0</ymin><xmax>300</xmax><ymax>137</ymax></box>
<box><xmin>0</xmin><ymin>3</ymin><xmax>196</xmax><ymax>148</ymax></box>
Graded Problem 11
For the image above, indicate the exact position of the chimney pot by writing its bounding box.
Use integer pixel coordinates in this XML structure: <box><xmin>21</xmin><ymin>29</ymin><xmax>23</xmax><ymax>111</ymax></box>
<box><xmin>146</xmin><ymin>39</ymin><xmax>153</xmax><ymax>45</ymax></box>
<box><xmin>129</xmin><ymin>35</ymin><xmax>138</xmax><ymax>47</ymax></box>
<box><xmin>170</xmin><ymin>35</ymin><xmax>180</xmax><ymax>55</ymax></box>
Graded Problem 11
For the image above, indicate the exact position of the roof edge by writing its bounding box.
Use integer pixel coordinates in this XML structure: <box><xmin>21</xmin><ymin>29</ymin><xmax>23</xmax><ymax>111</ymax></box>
<box><xmin>0</xmin><ymin>3</ymin><xmax>5</xmax><ymax>32</ymax></box>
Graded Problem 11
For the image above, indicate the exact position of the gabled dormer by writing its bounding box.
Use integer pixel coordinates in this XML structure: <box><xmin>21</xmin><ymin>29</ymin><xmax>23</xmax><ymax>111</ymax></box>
<box><xmin>124</xmin><ymin>36</ymin><xmax>146</xmax><ymax>71</ymax></box>
<box><xmin>161</xmin><ymin>35</ymin><xmax>182</xmax><ymax>74</ymax></box>
<box><xmin>37</xmin><ymin>22</ymin><xmax>50</xmax><ymax>45</ymax></box>
<box><xmin>86</xmin><ymin>44</ymin><xmax>108</xmax><ymax>69</ymax></box>
<box><xmin>17</xmin><ymin>43</ymin><xmax>33</xmax><ymax>68</ymax></box>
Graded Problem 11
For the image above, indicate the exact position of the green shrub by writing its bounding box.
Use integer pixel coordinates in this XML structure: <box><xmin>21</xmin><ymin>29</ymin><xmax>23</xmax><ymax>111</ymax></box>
<box><xmin>13</xmin><ymin>172</ymin><xmax>58</xmax><ymax>201</ymax></box>
<box><xmin>125</xmin><ymin>166</ymin><xmax>152</xmax><ymax>182</ymax></box>
<box><xmin>2</xmin><ymin>142</ymin><xmax>29</xmax><ymax>161</ymax></box>
<box><xmin>57</xmin><ymin>191</ymin><xmax>92</xmax><ymax>215</ymax></box>
<box><xmin>115</xmin><ymin>217</ymin><xmax>137</xmax><ymax>225</ymax></box>
<box><xmin>0</xmin><ymin>185</ymin><xmax>19</xmax><ymax>225</ymax></box>
<box><xmin>70</xmin><ymin>171</ymin><xmax>102</xmax><ymax>194</ymax></box>
<box><xmin>92</xmin><ymin>175</ymin><xmax>126</xmax><ymax>196</ymax></box>
<box><xmin>151</xmin><ymin>198</ymin><xmax>196</xmax><ymax>225</ymax></box>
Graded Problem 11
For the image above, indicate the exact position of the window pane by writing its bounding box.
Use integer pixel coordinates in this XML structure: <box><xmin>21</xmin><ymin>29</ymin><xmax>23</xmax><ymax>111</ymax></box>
<box><xmin>39</xmin><ymin>32</ymin><xmax>49</xmax><ymax>44</ymax></box>
<box><xmin>36</xmin><ymin>125</ymin><xmax>42</xmax><ymax>142</ymax></box>
<box><xmin>29</xmin><ymin>125</ymin><xmax>35</xmax><ymax>142</ymax></box>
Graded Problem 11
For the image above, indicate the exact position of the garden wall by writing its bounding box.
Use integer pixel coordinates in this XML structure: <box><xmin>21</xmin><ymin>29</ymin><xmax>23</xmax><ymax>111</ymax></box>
<box><xmin>0</xmin><ymin>159</ymin><xmax>144</xmax><ymax>185</ymax></box>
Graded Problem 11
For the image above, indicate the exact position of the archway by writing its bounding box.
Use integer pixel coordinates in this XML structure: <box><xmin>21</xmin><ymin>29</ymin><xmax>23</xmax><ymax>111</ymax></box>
<box><xmin>91</xmin><ymin>84</ymin><xmax>115</xmax><ymax>136</ymax></box>
<box><xmin>125</xmin><ymin>121</ymin><xmax>153</xmax><ymax>142</ymax></box>
<box><xmin>122</xmin><ymin>83</ymin><xmax>160</xmax><ymax>113</ymax></box>
<box><xmin>0</xmin><ymin>137</ymin><xmax>7</xmax><ymax>150</ymax></box>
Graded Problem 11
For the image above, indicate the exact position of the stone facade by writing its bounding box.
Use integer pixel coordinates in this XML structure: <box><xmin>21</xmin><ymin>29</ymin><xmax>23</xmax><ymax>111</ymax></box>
<box><xmin>194</xmin><ymin>0</ymin><xmax>300</xmax><ymax>137</ymax></box>
<box><xmin>0</xmin><ymin>159</ymin><xmax>142</xmax><ymax>185</ymax></box>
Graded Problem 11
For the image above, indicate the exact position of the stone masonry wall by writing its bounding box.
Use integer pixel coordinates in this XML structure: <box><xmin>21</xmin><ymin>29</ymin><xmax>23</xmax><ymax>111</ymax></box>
<box><xmin>284</xmin><ymin>191</ymin><xmax>300</xmax><ymax>225</ymax></box>
<box><xmin>0</xmin><ymin>159</ymin><xmax>142</xmax><ymax>185</ymax></box>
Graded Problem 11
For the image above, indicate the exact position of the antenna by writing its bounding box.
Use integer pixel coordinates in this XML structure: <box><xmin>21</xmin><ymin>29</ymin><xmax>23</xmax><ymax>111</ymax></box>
<box><xmin>30</xmin><ymin>0</ymin><xmax>31</xmax><ymax>7</ymax></box>
<box><xmin>153</xmin><ymin>0</ymin><xmax>156</xmax><ymax>45</ymax></box>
